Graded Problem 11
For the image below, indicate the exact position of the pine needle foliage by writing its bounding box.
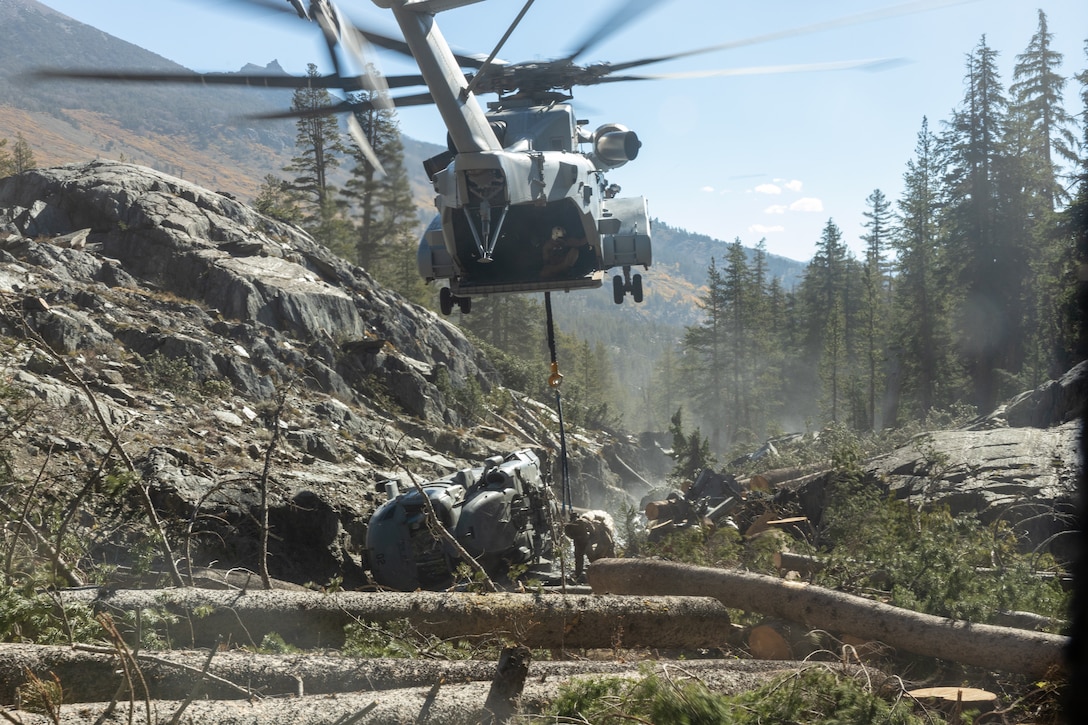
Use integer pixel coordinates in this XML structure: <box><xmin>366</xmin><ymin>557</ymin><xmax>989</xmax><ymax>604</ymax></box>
<box><xmin>549</xmin><ymin>667</ymin><xmax>934</xmax><ymax>724</ymax></box>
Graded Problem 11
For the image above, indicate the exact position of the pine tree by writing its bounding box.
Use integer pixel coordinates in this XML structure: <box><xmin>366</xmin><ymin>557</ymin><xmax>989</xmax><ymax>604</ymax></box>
<box><xmin>943</xmin><ymin>36</ymin><xmax>1015</xmax><ymax>412</ymax></box>
<box><xmin>679</xmin><ymin>258</ymin><xmax>729</xmax><ymax>452</ymax></box>
<box><xmin>1007</xmin><ymin>12</ymin><xmax>1081</xmax><ymax>383</ymax></box>
<box><xmin>860</xmin><ymin>189</ymin><xmax>892</xmax><ymax>429</ymax></box>
<box><xmin>1052</xmin><ymin>40</ymin><xmax>1088</xmax><ymax>365</ymax></box>
<box><xmin>340</xmin><ymin>85</ymin><xmax>419</xmax><ymax>279</ymax></box>
<box><xmin>747</xmin><ymin>239</ymin><xmax>783</xmax><ymax>437</ymax></box>
<box><xmin>666</xmin><ymin>408</ymin><xmax>715</xmax><ymax>486</ymax></box>
<box><xmin>253</xmin><ymin>174</ymin><xmax>302</xmax><ymax>223</ymax></box>
<box><xmin>795</xmin><ymin>219</ymin><xmax>855</xmax><ymax>426</ymax></box>
<box><xmin>0</xmin><ymin>139</ymin><xmax>12</xmax><ymax>177</ymax></box>
<box><xmin>11</xmin><ymin>133</ymin><xmax>34</xmax><ymax>173</ymax></box>
<box><xmin>892</xmin><ymin>118</ymin><xmax>949</xmax><ymax>420</ymax></box>
<box><xmin>284</xmin><ymin>64</ymin><xmax>350</xmax><ymax>214</ymax></box>
<box><xmin>1008</xmin><ymin>10</ymin><xmax>1078</xmax><ymax>210</ymax></box>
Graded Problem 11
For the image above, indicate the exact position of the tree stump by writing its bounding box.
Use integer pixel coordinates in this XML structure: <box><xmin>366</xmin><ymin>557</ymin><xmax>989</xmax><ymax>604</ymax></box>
<box><xmin>483</xmin><ymin>645</ymin><xmax>531</xmax><ymax>724</ymax></box>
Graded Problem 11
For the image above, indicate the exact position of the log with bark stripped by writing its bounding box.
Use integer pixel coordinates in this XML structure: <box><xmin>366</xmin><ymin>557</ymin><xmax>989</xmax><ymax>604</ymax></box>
<box><xmin>586</xmin><ymin>558</ymin><xmax>1067</xmax><ymax>677</ymax></box>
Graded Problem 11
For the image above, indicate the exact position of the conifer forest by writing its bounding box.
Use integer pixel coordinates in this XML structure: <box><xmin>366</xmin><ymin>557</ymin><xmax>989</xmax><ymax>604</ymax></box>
<box><xmin>611</xmin><ymin>11</ymin><xmax>1087</xmax><ymax>455</ymax></box>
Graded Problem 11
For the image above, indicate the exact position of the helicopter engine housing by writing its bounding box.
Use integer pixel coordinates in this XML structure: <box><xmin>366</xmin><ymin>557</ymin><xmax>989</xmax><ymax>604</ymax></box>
<box><xmin>591</xmin><ymin>123</ymin><xmax>641</xmax><ymax>170</ymax></box>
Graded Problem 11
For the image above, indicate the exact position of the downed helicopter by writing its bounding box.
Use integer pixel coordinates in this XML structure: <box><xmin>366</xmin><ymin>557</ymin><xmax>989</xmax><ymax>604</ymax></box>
<box><xmin>365</xmin><ymin>449</ymin><xmax>559</xmax><ymax>590</ymax></box>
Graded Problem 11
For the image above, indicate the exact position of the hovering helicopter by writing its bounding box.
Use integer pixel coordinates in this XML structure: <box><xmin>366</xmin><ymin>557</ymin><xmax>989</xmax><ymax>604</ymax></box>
<box><xmin>315</xmin><ymin>0</ymin><xmax>659</xmax><ymax>315</ymax></box>
<box><xmin>33</xmin><ymin>0</ymin><xmax>925</xmax><ymax>315</ymax></box>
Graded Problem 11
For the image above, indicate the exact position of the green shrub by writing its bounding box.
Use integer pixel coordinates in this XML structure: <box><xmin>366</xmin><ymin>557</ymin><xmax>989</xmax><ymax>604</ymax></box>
<box><xmin>549</xmin><ymin>667</ymin><xmax>933</xmax><ymax>724</ymax></box>
<box><xmin>640</xmin><ymin>525</ymin><xmax>743</xmax><ymax>569</ymax></box>
<box><xmin>818</xmin><ymin>479</ymin><xmax>1069</xmax><ymax>625</ymax></box>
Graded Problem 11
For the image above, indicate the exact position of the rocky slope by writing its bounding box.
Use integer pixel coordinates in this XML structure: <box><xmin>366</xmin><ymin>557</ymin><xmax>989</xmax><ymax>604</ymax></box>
<box><xmin>0</xmin><ymin>160</ymin><xmax>669</xmax><ymax>588</ymax></box>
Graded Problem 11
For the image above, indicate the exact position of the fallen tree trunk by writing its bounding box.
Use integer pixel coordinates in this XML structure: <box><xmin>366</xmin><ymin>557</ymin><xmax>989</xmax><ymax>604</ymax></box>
<box><xmin>587</xmin><ymin>559</ymin><xmax>1067</xmax><ymax>677</ymax></box>
<box><xmin>1</xmin><ymin>658</ymin><xmax>823</xmax><ymax>724</ymax></box>
<box><xmin>0</xmin><ymin>644</ymin><xmax>813</xmax><ymax>707</ymax></box>
<box><xmin>54</xmin><ymin>589</ymin><xmax>730</xmax><ymax>651</ymax></box>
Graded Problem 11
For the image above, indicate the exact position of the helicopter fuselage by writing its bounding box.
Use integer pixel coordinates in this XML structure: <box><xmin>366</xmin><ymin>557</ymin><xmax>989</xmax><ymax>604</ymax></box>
<box><xmin>383</xmin><ymin>1</ymin><xmax>651</xmax><ymax>313</ymax></box>
<box><xmin>417</xmin><ymin>101</ymin><xmax>650</xmax><ymax>308</ymax></box>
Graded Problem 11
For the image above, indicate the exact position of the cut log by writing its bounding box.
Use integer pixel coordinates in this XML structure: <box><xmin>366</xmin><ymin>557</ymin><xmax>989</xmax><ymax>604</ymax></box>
<box><xmin>749</xmin><ymin>464</ymin><xmax>830</xmax><ymax>488</ymax></box>
<box><xmin>746</xmin><ymin>620</ymin><xmax>830</xmax><ymax>660</ymax></box>
<box><xmin>54</xmin><ymin>588</ymin><xmax>730</xmax><ymax>651</ymax></box>
<box><xmin>908</xmin><ymin>686</ymin><xmax>998</xmax><ymax>714</ymax></box>
<box><xmin>586</xmin><ymin>558</ymin><xmax>1067</xmax><ymax>677</ymax></box>
<box><xmin>773</xmin><ymin>550</ymin><xmax>827</xmax><ymax>575</ymax></box>
<box><xmin>747</xmin><ymin>621</ymin><xmax>792</xmax><ymax>660</ymax></box>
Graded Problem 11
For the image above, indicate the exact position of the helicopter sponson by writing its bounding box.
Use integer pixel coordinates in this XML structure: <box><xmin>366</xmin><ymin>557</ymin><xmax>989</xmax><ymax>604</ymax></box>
<box><xmin>365</xmin><ymin>449</ymin><xmax>557</xmax><ymax>591</ymax></box>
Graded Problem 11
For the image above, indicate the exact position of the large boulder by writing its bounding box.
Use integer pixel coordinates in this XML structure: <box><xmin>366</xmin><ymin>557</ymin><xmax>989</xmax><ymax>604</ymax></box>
<box><xmin>0</xmin><ymin>161</ymin><xmax>496</xmax><ymax>423</ymax></box>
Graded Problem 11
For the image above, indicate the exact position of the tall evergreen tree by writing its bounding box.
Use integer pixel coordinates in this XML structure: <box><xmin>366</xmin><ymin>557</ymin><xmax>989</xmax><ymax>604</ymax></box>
<box><xmin>284</xmin><ymin>64</ymin><xmax>349</xmax><ymax>214</ymax></box>
<box><xmin>666</xmin><ymin>408</ymin><xmax>714</xmax><ymax>486</ymax></box>
<box><xmin>253</xmin><ymin>174</ymin><xmax>303</xmax><ymax>224</ymax></box>
<box><xmin>721</xmin><ymin>239</ymin><xmax>754</xmax><ymax>444</ymax></box>
<box><xmin>1007</xmin><ymin>12</ymin><xmax>1081</xmax><ymax>383</ymax></box>
<box><xmin>794</xmin><ymin>219</ymin><xmax>855</xmax><ymax>426</ymax></box>
<box><xmin>11</xmin><ymin>134</ymin><xmax>34</xmax><ymax>173</ymax></box>
<box><xmin>860</xmin><ymin>189</ymin><xmax>892</xmax><ymax>429</ymax></box>
<box><xmin>892</xmin><ymin>118</ymin><xmax>952</xmax><ymax>420</ymax></box>
<box><xmin>1008</xmin><ymin>10</ymin><xmax>1078</xmax><ymax>210</ymax></box>
<box><xmin>944</xmin><ymin>36</ymin><xmax>1015</xmax><ymax>412</ymax></box>
<box><xmin>0</xmin><ymin>139</ymin><xmax>12</xmax><ymax>177</ymax></box>
<box><xmin>1054</xmin><ymin>40</ymin><xmax>1088</xmax><ymax>365</ymax></box>
<box><xmin>679</xmin><ymin>258</ymin><xmax>729</xmax><ymax>452</ymax></box>
<box><xmin>340</xmin><ymin>83</ymin><xmax>419</xmax><ymax>282</ymax></box>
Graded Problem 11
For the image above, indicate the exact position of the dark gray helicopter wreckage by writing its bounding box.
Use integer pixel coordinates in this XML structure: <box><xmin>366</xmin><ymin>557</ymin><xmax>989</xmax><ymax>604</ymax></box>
<box><xmin>35</xmin><ymin>0</ymin><xmax>915</xmax><ymax>589</ymax></box>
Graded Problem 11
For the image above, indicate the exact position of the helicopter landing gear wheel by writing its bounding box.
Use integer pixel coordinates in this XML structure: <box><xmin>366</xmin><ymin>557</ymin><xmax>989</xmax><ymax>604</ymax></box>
<box><xmin>439</xmin><ymin>287</ymin><xmax>453</xmax><ymax>316</ymax></box>
<box><xmin>632</xmin><ymin>273</ymin><xmax>644</xmax><ymax>303</ymax></box>
<box><xmin>613</xmin><ymin>274</ymin><xmax>625</xmax><ymax>304</ymax></box>
<box><xmin>458</xmin><ymin>296</ymin><xmax>472</xmax><ymax>314</ymax></box>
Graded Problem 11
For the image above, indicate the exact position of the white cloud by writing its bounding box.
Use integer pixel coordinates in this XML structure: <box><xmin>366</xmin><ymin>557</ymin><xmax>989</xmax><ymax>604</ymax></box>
<box><xmin>748</xmin><ymin>224</ymin><xmax>785</xmax><ymax>234</ymax></box>
<box><xmin>754</xmin><ymin>183</ymin><xmax>781</xmax><ymax>195</ymax></box>
<box><xmin>764</xmin><ymin>205</ymin><xmax>788</xmax><ymax>215</ymax></box>
<box><xmin>700</xmin><ymin>185</ymin><xmax>715</xmax><ymax>193</ymax></box>
<box><xmin>790</xmin><ymin>197</ymin><xmax>824</xmax><ymax>212</ymax></box>
<box><xmin>784</xmin><ymin>179</ymin><xmax>803</xmax><ymax>192</ymax></box>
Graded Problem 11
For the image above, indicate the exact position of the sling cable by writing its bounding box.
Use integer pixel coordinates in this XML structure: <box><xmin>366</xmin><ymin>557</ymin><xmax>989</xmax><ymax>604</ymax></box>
<box><xmin>543</xmin><ymin>292</ymin><xmax>572</xmax><ymax>518</ymax></box>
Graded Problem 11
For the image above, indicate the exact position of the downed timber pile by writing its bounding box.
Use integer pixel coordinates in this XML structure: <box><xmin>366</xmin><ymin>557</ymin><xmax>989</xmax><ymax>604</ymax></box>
<box><xmin>587</xmin><ymin>558</ymin><xmax>1067</xmax><ymax>678</ymax></box>
<box><xmin>54</xmin><ymin>588</ymin><xmax>731</xmax><ymax>651</ymax></box>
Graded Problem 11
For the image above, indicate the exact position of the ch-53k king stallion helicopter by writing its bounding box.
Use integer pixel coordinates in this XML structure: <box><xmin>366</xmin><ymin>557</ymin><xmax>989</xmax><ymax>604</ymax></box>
<box><xmin>36</xmin><ymin>0</ymin><xmax>919</xmax><ymax>315</ymax></box>
<box><xmin>288</xmin><ymin>0</ymin><xmax>661</xmax><ymax>315</ymax></box>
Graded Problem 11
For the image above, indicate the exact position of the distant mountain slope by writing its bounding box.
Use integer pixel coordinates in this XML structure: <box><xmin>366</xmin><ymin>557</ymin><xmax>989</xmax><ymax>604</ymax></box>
<box><xmin>0</xmin><ymin>0</ymin><xmax>302</xmax><ymax>199</ymax></box>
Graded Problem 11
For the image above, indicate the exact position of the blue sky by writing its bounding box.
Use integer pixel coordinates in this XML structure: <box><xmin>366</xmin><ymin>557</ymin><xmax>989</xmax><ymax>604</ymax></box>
<box><xmin>38</xmin><ymin>0</ymin><xmax>1088</xmax><ymax>262</ymax></box>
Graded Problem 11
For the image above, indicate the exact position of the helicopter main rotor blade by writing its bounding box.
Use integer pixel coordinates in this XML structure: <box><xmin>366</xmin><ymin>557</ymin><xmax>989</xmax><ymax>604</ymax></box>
<box><xmin>464</xmin><ymin>0</ymin><xmax>535</xmax><ymax>97</ymax></box>
<box><xmin>247</xmin><ymin>91</ymin><xmax>436</xmax><ymax>120</ymax></box>
<box><xmin>29</xmin><ymin>68</ymin><xmax>426</xmax><ymax>91</ymax></box>
<box><xmin>606</xmin><ymin>0</ymin><xmax>976</xmax><ymax>75</ymax></box>
<box><xmin>347</xmin><ymin>113</ymin><xmax>385</xmax><ymax>175</ymax></box>
<box><xmin>564</xmin><ymin>0</ymin><xmax>664</xmax><ymax>63</ymax></box>
<box><xmin>598</xmin><ymin>58</ymin><xmax>909</xmax><ymax>84</ymax></box>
